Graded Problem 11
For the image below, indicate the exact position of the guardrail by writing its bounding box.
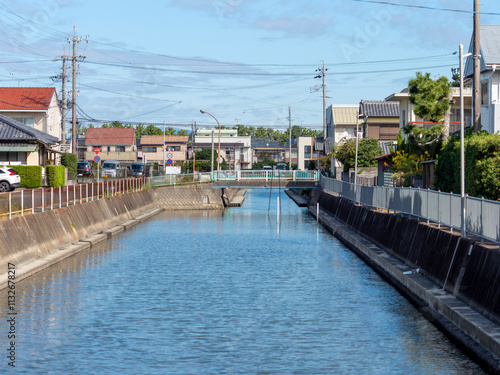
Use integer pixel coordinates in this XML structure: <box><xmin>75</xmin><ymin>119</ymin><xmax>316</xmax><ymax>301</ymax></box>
<box><xmin>215</xmin><ymin>170</ymin><xmax>318</xmax><ymax>181</ymax></box>
<box><xmin>149</xmin><ymin>172</ymin><xmax>212</xmax><ymax>187</ymax></box>
<box><xmin>320</xmin><ymin>175</ymin><xmax>500</xmax><ymax>245</ymax></box>
<box><xmin>0</xmin><ymin>178</ymin><xmax>147</xmax><ymax>220</ymax></box>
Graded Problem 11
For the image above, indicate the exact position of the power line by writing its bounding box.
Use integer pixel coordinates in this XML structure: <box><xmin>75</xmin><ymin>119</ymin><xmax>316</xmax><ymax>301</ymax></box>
<box><xmin>348</xmin><ymin>0</ymin><xmax>500</xmax><ymax>16</ymax></box>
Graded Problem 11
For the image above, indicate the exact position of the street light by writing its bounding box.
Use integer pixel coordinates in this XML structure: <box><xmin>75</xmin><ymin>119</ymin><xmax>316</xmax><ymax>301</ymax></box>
<box><xmin>200</xmin><ymin>110</ymin><xmax>221</xmax><ymax>178</ymax></box>
<box><xmin>460</xmin><ymin>44</ymin><xmax>472</xmax><ymax>237</ymax></box>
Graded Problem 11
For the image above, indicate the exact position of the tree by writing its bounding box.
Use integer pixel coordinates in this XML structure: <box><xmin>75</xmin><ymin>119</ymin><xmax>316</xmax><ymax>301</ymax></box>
<box><xmin>144</xmin><ymin>124</ymin><xmax>163</xmax><ymax>136</ymax></box>
<box><xmin>409</xmin><ymin>72</ymin><xmax>451</xmax><ymax>142</ymax></box>
<box><xmin>333</xmin><ymin>137</ymin><xmax>382</xmax><ymax>172</ymax></box>
<box><xmin>435</xmin><ymin>130</ymin><xmax>500</xmax><ymax>200</ymax></box>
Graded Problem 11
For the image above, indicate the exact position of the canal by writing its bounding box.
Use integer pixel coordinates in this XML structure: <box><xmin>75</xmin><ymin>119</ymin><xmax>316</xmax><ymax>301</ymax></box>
<box><xmin>1</xmin><ymin>190</ymin><xmax>486</xmax><ymax>374</ymax></box>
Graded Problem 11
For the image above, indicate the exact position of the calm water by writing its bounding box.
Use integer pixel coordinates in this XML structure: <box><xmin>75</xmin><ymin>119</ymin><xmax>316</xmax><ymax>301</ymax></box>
<box><xmin>0</xmin><ymin>190</ymin><xmax>486</xmax><ymax>374</ymax></box>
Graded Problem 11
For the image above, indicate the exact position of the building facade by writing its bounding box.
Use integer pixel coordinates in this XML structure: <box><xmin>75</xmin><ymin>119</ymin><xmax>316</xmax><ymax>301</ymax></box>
<box><xmin>139</xmin><ymin>135</ymin><xmax>188</xmax><ymax>166</ymax></box>
<box><xmin>84</xmin><ymin>128</ymin><xmax>136</xmax><ymax>163</ymax></box>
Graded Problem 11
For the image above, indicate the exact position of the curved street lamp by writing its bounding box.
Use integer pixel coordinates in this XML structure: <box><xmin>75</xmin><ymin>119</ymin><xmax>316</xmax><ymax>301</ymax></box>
<box><xmin>200</xmin><ymin>110</ymin><xmax>221</xmax><ymax>174</ymax></box>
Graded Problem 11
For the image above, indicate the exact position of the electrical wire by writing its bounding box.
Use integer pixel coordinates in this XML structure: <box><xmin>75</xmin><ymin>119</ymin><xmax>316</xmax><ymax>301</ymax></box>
<box><xmin>347</xmin><ymin>0</ymin><xmax>500</xmax><ymax>16</ymax></box>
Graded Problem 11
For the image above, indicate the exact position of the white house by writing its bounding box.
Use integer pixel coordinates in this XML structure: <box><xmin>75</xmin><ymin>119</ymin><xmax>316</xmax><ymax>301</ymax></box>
<box><xmin>194</xmin><ymin>129</ymin><xmax>252</xmax><ymax>170</ymax></box>
<box><xmin>0</xmin><ymin>87</ymin><xmax>62</xmax><ymax>144</ymax></box>
<box><xmin>386</xmin><ymin>87</ymin><xmax>473</xmax><ymax>133</ymax></box>
<box><xmin>465</xmin><ymin>25</ymin><xmax>500</xmax><ymax>134</ymax></box>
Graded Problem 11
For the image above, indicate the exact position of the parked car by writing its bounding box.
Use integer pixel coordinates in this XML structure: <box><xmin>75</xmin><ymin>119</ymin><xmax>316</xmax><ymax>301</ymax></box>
<box><xmin>77</xmin><ymin>162</ymin><xmax>92</xmax><ymax>177</ymax></box>
<box><xmin>276</xmin><ymin>163</ymin><xmax>288</xmax><ymax>170</ymax></box>
<box><xmin>130</xmin><ymin>163</ymin><xmax>153</xmax><ymax>177</ymax></box>
<box><xmin>0</xmin><ymin>167</ymin><xmax>20</xmax><ymax>192</ymax></box>
<box><xmin>101</xmin><ymin>160</ymin><xmax>120</xmax><ymax>178</ymax></box>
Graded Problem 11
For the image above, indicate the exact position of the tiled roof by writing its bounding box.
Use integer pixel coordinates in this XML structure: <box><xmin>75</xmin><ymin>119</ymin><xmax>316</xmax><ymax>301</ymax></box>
<box><xmin>0</xmin><ymin>87</ymin><xmax>57</xmax><ymax>111</ymax></box>
<box><xmin>141</xmin><ymin>135</ymin><xmax>189</xmax><ymax>145</ymax></box>
<box><xmin>465</xmin><ymin>25</ymin><xmax>500</xmax><ymax>77</ymax></box>
<box><xmin>359</xmin><ymin>100</ymin><xmax>399</xmax><ymax>118</ymax></box>
<box><xmin>85</xmin><ymin>128</ymin><xmax>135</xmax><ymax>145</ymax></box>
<box><xmin>0</xmin><ymin>113</ymin><xmax>59</xmax><ymax>144</ymax></box>
<box><xmin>251</xmin><ymin>138</ymin><xmax>284</xmax><ymax>148</ymax></box>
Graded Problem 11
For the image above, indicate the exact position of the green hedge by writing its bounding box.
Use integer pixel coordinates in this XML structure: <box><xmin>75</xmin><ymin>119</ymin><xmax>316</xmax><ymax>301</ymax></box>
<box><xmin>46</xmin><ymin>165</ymin><xmax>66</xmax><ymax>187</ymax></box>
<box><xmin>8</xmin><ymin>165</ymin><xmax>42</xmax><ymax>188</ymax></box>
<box><xmin>61</xmin><ymin>153</ymin><xmax>78</xmax><ymax>171</ymax></box>
<box><xmin>435</xmin><ymin>130</ymin><xmax>500</xmax><ymax>200</ymax></box>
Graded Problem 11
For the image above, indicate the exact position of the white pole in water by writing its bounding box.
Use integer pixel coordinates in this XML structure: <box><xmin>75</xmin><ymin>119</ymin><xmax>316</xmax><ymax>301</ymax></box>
<box><xmin>277</xmin><ymin>196</ymin><xmax>280</xmax><ymax>226</ymax></box>
<box><xmin>317</xmin><ymin>202</ymin><xmax>319</xmax><ymax>224</ymax></box>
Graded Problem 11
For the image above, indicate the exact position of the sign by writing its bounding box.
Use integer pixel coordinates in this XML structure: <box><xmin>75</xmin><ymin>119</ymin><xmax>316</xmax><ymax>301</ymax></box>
<box><xmin>165</xmin><ymin>166</ymin><xmax>181</xmax><ymax>174</ymax></box>
<box><xmin>94</xmin><ymin>155</ymin><xmax>101</xmax><ymax>163</ymax></box>
<box><xmin>93</xmin><ymin>147</ymin><xmax>101</xmax><ymax>154</ymax></box>
<box><xmin>167</xmin><ymin>159</ymin><xmax>173</xmax><ymax>165</ymax></box>
<box><xmin>167</xmin><ymin>153</ymin><xmax>173</xmax><ymax>159</ymax></box>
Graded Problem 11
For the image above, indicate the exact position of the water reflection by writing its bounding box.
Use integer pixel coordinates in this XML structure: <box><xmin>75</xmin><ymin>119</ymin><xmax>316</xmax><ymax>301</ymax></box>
<box><xmin>0</xmin><ymin>190</ymin><xmax>486</xmax><ymax>374</ymax></box>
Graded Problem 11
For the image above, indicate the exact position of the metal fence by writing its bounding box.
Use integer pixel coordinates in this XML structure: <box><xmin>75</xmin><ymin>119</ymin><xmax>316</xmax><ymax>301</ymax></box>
<box><xmin>0</xmin><ymin>177</ymin><xmax>147</xmax><ymax>220</ymax></box>
<box><xmin>320</xmin><ymin>175</ymin><xmax>500</xmax><ymax>244</ymax></box>
<box><xmin>215</xmin><ymin>170</ymin><xmax>318</xmax><ymax>181</ymax></box>
<box><xmin>149</xmin><ymin>172</ymin><xmax>212</xmax><ymax>187</ymax></box>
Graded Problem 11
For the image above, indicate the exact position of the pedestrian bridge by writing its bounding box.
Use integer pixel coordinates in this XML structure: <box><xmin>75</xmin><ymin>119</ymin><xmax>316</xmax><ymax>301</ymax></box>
<box><xmin>212</xmin><ymin>170</ymin><xmax>319</xmax><ymax>189</ymax></box>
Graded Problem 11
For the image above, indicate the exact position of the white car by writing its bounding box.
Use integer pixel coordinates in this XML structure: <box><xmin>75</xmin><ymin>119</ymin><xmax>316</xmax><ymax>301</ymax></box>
<box><xmin>0</xmin><ymin>167</ymin><xmax>21</xmax><ymax>192</ymax></box>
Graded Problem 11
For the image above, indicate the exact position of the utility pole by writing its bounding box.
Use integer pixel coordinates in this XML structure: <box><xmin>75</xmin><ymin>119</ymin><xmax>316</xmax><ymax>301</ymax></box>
<box><xmin>473</xmin><ymin>0</ymin><xmax>481</xmax><ymax>132</ymax></box>
<box><xmin>53</xmin><ymin>51</ymin><xmax>68</xmax><ymax>152</ymax></box>
<box><xmin>315</xmin><ymin>61</ymin><xmax>328</xmax><ymax>139</ymax></box>
<box><xmin>288</xmin><ymin>106</ymin><xmax>292</xmax><ymax>170</ymax></box>
<box><xmin>69</xmin><ymin>27</ymin><xmax>88</xmax><ymax>154</ymax></box>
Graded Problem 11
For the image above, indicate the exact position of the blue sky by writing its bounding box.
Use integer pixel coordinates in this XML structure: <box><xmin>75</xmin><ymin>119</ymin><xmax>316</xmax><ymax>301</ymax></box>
<box><xmin>0</xmin><ymin>0</ymin><xmax>498</xmax><ymax>133</ymax></box>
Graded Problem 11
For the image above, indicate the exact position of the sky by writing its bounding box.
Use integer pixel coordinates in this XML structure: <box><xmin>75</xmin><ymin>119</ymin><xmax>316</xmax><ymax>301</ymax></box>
<box><xmin>0</xmin><ymin>0</ymin><xmax>498</xmax><ymax>133</ymax></box>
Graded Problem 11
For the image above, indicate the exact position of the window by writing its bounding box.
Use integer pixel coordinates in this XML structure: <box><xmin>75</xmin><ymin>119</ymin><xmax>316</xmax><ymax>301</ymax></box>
<box><xmin>116</xmin><ymin>146</ymin><xmax>125</xmax><ymax>152</ymax></box>
<box><xmin>481</xmin><ymin>82</ymin><xmax>489</xmax><ymax>105</ymax></box>
<box><xmin>107</xmin><ymin>146</ymin><xmax>111</xmax><ymax>152</ymax></box>
<box><xmin>143</xmin><ymin>147</ymin><xmax>157</xmax><ymax>153</ymax></box>
<box><xmin>166</xmin><ymin>146</ymin><xmax>180</xmax><ymax>151</ymax></box>
<box><xmin>304</xmin><ymin>145</ymin><xmax>311</xmax><ymax>158</ymax></box>
<box><xmin>13</xmin><ymin>117</ymin><xmax>34</xmax><ymax>127</ymax></box>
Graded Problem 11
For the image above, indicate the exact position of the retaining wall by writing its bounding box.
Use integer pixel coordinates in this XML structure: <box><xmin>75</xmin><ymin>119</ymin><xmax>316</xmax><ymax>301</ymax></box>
<box><xmin>317</xmin><ymin>191</ymin><xmax>500</xmax><ymax>325</ymax></box>
<box><xmin>0</xmin><ymin>184</ymin><xmax>227</xmax><ymax>289</ymax></box>
<box><xmin>315</xmin><ymin>190</ymin><xmax>500</xmax><ymax>372</ymax></box>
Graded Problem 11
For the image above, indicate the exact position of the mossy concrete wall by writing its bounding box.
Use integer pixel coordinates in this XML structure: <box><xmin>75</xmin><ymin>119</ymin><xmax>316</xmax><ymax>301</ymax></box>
<box><xmin>316</xmin><ymin>191</ymin><xmax>500</xmax><ymax>325</ymax></box>
<box><xmin>0</xmin><ymin>184</ymin><xmax>227</xmax><ymax>288</ymax></box>
<box><xmin>315</xmin><ymin>190</ymin><xmax>500</xmax><ymax>372</ymax></box>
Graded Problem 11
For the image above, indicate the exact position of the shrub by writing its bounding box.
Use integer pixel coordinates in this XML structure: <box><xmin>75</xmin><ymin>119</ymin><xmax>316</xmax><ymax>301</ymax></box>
<box><xmin>46</xmin><ymin>165</ymin><xmax>66</xmax><ymax>187</ymax></box>
<box><xmin>61</xmin><ymin>153</ymin><xmax>77</xmax><ymax>171</ymax></box>
<box><xmin>9</xmin><ymin>165</ymin><xmax>42</xmax><ymax>188</ymax></box>
<box><xmin>333</xmin><ymin>137</ymin><xmax>382</xmax><ymax>172</ymax></box>
<box><xmin>435</xmin><ymin>130</ymin><xmax>500</xmax><ymax>200</ymax></box>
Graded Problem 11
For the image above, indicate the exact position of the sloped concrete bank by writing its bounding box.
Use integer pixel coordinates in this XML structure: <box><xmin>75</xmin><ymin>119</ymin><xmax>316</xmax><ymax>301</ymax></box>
<box><xmin>0</xmin><ymin>184</ymin><xmax>228</xmax><ymax>290</ymax></box>
<box><xmin>312</xmin><ymin>190</ymin><xmax>500</xmax><ymax>374</ymax></box>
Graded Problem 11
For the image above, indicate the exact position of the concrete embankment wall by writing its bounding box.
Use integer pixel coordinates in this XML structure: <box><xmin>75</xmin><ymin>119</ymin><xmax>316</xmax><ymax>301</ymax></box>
<box><xmin>314</xmin><ymin>190</ymin><xmax>500</xmax><ymax>372</ymax></box>
<box><xmin>316</xmin><ymin>191</ymin><xmax>500</xmax><ymax>326</ymax></box>
<box><xmin>0</xmin><ymin>184</ymin><xmax>227</xmax><ymax>288</ymax></box>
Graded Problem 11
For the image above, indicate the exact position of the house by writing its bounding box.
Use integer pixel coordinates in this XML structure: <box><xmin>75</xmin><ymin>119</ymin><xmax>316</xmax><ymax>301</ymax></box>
<box><xmin>194</xmin><ymin>129</ymin><xmax>252</xmax><ymax>170</ymax></box>
<box><xmin>139</xmin><ymin>135</ymin><xmax>188</xmax><ymax>166</ymax></box>
<box><xmin>297</xmin><ymin>137</ymin><xmax>319</xmax><ymax>170</ymax></box>
<box><xmin>284</xmin><ymin>138</ymin><xmax>298</xmax><ymax>167</ymax></box>
<box><xmin>359</xmin><ymin>100</ymin><xmax>400</xmax><ymax>141</ymax></box>
<box><xmin>0</xmin><ymin>87</ymin><xmax>62</xmax><ymax>147</ymax></box>
<box><xmin>252</xmin><ymin>139</ymin><xmax>284</xmax><ymax>164</ymax></box>
<box><xmin>0</xmin><ymin>113</ymin><xmax>60</xmax><ymax>166</ymax></box>
<box><xmin>84</xmin><ymin>128</ymin><xmax>136</xmax><ymax>163</ymax></box>
<box><xmin>465</xmin><ymin>25</ymin><xmax>500</xmax><ymax>134</ymax></box>
<box><xmin>385</xmin><ymin>87</ymin><xmax>473</xmax><ymax>133</ymax></box>
<box><xmin>326</xmin><ymin>105</ymin><xmax>359</xmax><ymax>144</ymax></box>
